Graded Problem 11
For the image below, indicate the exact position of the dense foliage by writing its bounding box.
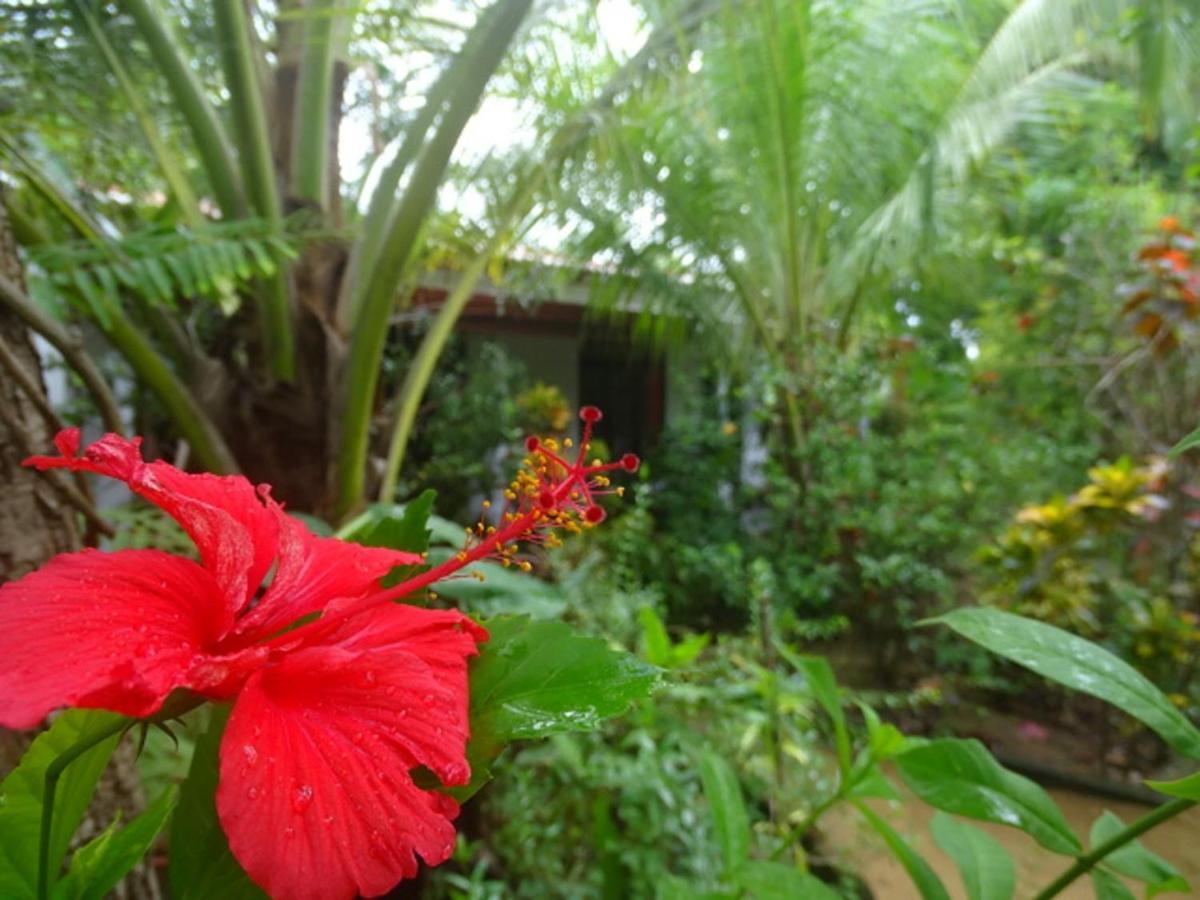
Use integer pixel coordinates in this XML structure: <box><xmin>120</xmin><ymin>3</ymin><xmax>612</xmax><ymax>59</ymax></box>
<box><xmin>3</xmin><ymin>0</ymin><xmax>1200</xmax><ymax>897</ymax></box>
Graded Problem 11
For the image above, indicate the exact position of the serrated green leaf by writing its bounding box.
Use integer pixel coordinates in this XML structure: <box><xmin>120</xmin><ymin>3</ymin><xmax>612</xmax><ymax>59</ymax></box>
<box><xmin>1089</xmin><ymin>811</ymin><xmax>1190</xmax><ymax>896</ymax></box>
<box><xmin>168</xmin><ymin>707</ymin><xmax>264</xmax><ymax>899</ymax></box>
<box><xmin>736</xmin><ymin>860</ymin><xmax>841</xmax><ymax>899</ymax></box>
<box><xmin>930</xmin><ymin>812</ymin><xmax>1016</xmax><ymax>900</ymax></box>
<box><xmin>53</xmin><ymin>786</ymin><xmax>177</xmax><ymax>900</ymax></box>
<box><xmin>351</xmin><ymin>490</ymin><xmax>436</xmax><ymax>554</ymax></box>
<box><xmin>345</xmin><ymin>490</ymin><xmax>437</xmax><ymax>587</ymax></box>
<box><xmin>1146</xmin><ymin>770</ymin><xmax>1200</xmax><ymax>799</ymax></box>
<box><xmin>854</xmin><ymin>800</ymin><xmax>951</xmax><ymax>900</ymax></box>
<box><xmin>932</xmin><ymin>608</ymin><xmax>1200</xmax><ymax>758</ymax></box>
<box><xmin>1092</xmin><ymin>868</ymin><xmax>1138</xmax><ymax>900</ymax></box>
<box><xmin>897</xmin><ymin>738</ymin><xmax>1080</xmax><ymax>854</ymax></box>
<box><xmin>0</xmin><ymin>710</ymin><xmax>125</xmax><ymax>899</ymax></box>
<box><xmin>697</xmin><ymin>750</ymin><xmax>750</xmax><ymax>876</ymax></box>
<box><xmin>458</xmin><ymin>616</ymin><xmax>657</xmax><ymax>800</ymax></box>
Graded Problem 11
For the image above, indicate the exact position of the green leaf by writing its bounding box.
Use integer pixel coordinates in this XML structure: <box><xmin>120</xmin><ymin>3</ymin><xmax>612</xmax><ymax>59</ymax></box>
<box><xmin>459</xmin><ymin>616</ymin><xmax>657</xmax><ymax>799</ymax></box>
<box><xmin>142</xmin><ymin>258</ymin><xmax>175</xmax><ymax>305</ymax></box>
<box><xmin>1092</xmin><ymin>868</ymin><xmax>1138</xmax><ymax>900</ymax></box>
<box><xmin>859</xmin><ymin>702</ymin><xmax>910</xmax><ymax>761</ymax></box>
<box><xmin>932</xmin><ymin>608</ymin><xmax>1200</xmax><ymax>758</ymax></box>
<box><xmin>168</xmin><ymin>707</ymin><xmax>264</xmax><ymax>899</ymax></box>
<box><xmin>636</xmin><ymin>608</ymin><xmax>709</xmax><ymax>668</ymax></box>
<box><xmin>656</xmin><ymin>875</ymin><xmax>731</xmax><ymax>900</ymax></box>
<box><xmin>671</xmin><ymin>632</ymin><xmax>711</xmax><ymax>667</ymax></box>
<box><xmin>794</xmin><ymin>654</ymin><xmax>852</xmax><ymax>775</ymax></box>
<box><xmin>336</xmin><ymin>499</ymin><xmax>462</xmax><ymax>551</ymax></box>
<box><xmin>0</xmin><ymin>710</ymin><xmax>125</xmax><ymax>899</ymax></box>
<box><xmin>697</xmin><ymin>750</ymin><xmax>750</xmax><ymax>876</ymax></box>
<box><xmin>847</xmin><ymin>766</ymin><xmax>902</xmax><ymax>801</ymax></box>
<box><xmin>930</xmin><ymin>812</ymin><xmax>1016</xmax><ymax>900</ymax></box>
<box><xmin>163</xmin><ymin>252</ymin><xmax>196</xmax><ymax>296</ymax></box>
<box><xmin>350</xmin><ymin>489</ymin><xmax>436</xmax><ymax>554</ymax></box>
<box><xmin>71</xmin><ymin>269</ymin><xmax>111</xmax><ymax>326</ymax></box>
<box><xmin>639</xmin><ymin>606</ymin><xmax>673</xmax><ymax>667</ymax></box>
<box><xmin>346</xmin><ymin>490</ymin><xmax>437</xmax><ymax>587</ymax></box>
<box><xmin>1169</xmin><ymin>424</ymin><xmax>1200</xmax><ymax>457</ymax></box>
<box><xmin>53</xmin><ymin>787</ymin><xmax>177</xmax><ymax>900</ymax></box>
<box><xmin>1089</xmin><ymin>811</ymin><xmax>1190</xmax><ymax>896</ymax></box>
<box><xmin>853</xmin><ymin>800</ymin><xmax>951</xmax><ymax>900</ymax></box>
<box><xmin>1146</xmin><ymin>770</ymin><xmax>1200</xmax><ymax>799</ymax></box>
<box><xmin>736</xmin><ymin>860</ymin><xmax>841</xmax><ymax>899</ymax></box>
<box><xmin>426</xmin><ymin>555</ymin><xmax>566</xmax><ymax>620</ymax></box>
<box><xmin>896</xmin><ymin>738</ymin><xmax>1080</xmax><ymax>854</ymax></box>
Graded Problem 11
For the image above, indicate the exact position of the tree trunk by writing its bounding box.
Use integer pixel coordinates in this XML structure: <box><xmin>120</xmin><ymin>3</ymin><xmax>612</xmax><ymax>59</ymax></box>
<box><xmin>0</xmin><ymin>190</ymin><xmax>160</xmax><ymax>899</ymax></box>
<box><xmin>0</xmin><ymin>197</ymin><xmax>79</xmax><ymax>579</ymax></box>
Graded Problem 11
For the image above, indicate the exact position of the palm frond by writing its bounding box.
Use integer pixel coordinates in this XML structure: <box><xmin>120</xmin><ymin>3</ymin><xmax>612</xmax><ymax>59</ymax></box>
<box><xmin>29</xmin><ymin>218</ymin><xmax>306</xmax><ymax>316</ymax></box>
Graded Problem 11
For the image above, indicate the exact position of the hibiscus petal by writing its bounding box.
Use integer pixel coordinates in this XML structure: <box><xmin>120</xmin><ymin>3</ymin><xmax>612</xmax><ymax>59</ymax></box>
<box><xmin>217</xmin><ymin>607</ymin><xmax>482</xmax><ymax>900</ymax></box>
<box><xmin>224</xmin><ymin>507</ymin><xmax>423</xmax><ymax>645</ymax></box>
<box><xmin>25</xmin><ymin>430</ymin><xmax>276</xmax><ymax>615</ymax></box>
<box><xmin>0</xmin><ymin>549</ymin><xmax>226</xmax><ymax>728</ymax></box>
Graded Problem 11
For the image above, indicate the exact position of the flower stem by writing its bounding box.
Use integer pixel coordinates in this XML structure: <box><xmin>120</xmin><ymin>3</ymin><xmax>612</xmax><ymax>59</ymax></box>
<box><xmin>1033</xmin><ymin>797</ymin><xmax>1196</xmax><ymax>899</ymax></box>
<box><xmin>38</xmin><ymin>717</ymin><xmax>131</xmax><ymax>899</ymax></box>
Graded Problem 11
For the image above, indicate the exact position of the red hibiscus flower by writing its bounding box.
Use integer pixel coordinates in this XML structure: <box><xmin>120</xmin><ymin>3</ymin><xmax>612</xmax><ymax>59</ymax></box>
<box><xmin>0</xmin><ymin>408</ymin><xmax>634</xmax><ymax>900</ymax></box>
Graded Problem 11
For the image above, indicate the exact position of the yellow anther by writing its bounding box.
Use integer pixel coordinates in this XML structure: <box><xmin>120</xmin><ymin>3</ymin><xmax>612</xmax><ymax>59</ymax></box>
<box><xmin>519</xmin><ymin>561</ymin><xmax>533</xmax><ymax>573</ymax></box>
<box><xmin>564</xmin><ymin>438</ymin><xmax>573</xmax><ymax>448</ymax></box>
<box><xmin>482</xmin><ymin>500</ymin><xmax>491</xmax><ymax>509</ymax></box>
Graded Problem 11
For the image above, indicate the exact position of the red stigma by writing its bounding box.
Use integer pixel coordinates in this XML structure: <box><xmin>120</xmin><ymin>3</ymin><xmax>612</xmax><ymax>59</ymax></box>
<box><xmin>525</xmin><ymin>436</ymin><xmax>541</xmax><ymax>452</ymax></box>
<box><xmin>620</xmin><ymin>453</ymin><xmax>640</xmax><ymax>472</ymax></box>
<box><xmin>580</xmin><ymin>406</ymin><xmax>603</xmax><ymax>423</ymax></box>
<box><xmin>584</xmin><ymin>505</ymin><xmax>606</xmax><ymax>524</ymax></box>
<box><xmin>538</xmin><ymin>490</ymin><xmax>556</xmax><ymax>509</ymax></box>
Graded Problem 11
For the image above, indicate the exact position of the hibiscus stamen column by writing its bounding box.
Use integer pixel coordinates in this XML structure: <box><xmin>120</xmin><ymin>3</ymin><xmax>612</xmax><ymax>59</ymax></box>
<box><xmin>292</xmin><ymin>407</ymin><xmax>639</xmax><ymax>634</ymax></box>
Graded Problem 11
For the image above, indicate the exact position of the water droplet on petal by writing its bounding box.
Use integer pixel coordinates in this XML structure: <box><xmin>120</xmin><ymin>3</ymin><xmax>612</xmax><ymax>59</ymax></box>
<box><xmin>364</xmin><ymin>670</ymin><xmax>377</xmax><ymax>685</ymax></box>
<box><xmin>246</xmin><ymin>786</ymin><xmax>258</xmax><ymax>800</ymax></box>
<box><xmin>292</xmin><ymin>783</ymin><xmax>314</xmax><ymax>814</ymax></box>
<box><xmin>242</xmin><ymin>744</ymin><xmax>258</xmax><ymax>764</ymax></box>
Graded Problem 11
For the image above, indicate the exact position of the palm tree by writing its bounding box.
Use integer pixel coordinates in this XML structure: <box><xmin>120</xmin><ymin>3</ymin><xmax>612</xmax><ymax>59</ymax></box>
<box><xmin>552</xmin><ymin>0</ymin><xmax>1197</xmax><ymax>461</ymax></box>
<box><xmin>0</xmin><ymin>0</ymin><xmax>547</xmax><ymax>517</ymax></box>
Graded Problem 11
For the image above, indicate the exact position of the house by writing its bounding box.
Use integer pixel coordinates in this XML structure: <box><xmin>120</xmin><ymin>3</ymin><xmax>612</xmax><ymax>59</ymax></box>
<box><xmin>405</xmin><ymin>269</ymin><xmax>668</xmax><ymax>459</ymax></box>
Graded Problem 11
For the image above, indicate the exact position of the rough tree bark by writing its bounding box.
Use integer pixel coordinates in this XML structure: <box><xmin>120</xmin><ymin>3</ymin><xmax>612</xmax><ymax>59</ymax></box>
<box><xmin>0</xmin><ymin>189</ymin><xmax>160</xmax><ymax>898</ymax></box>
